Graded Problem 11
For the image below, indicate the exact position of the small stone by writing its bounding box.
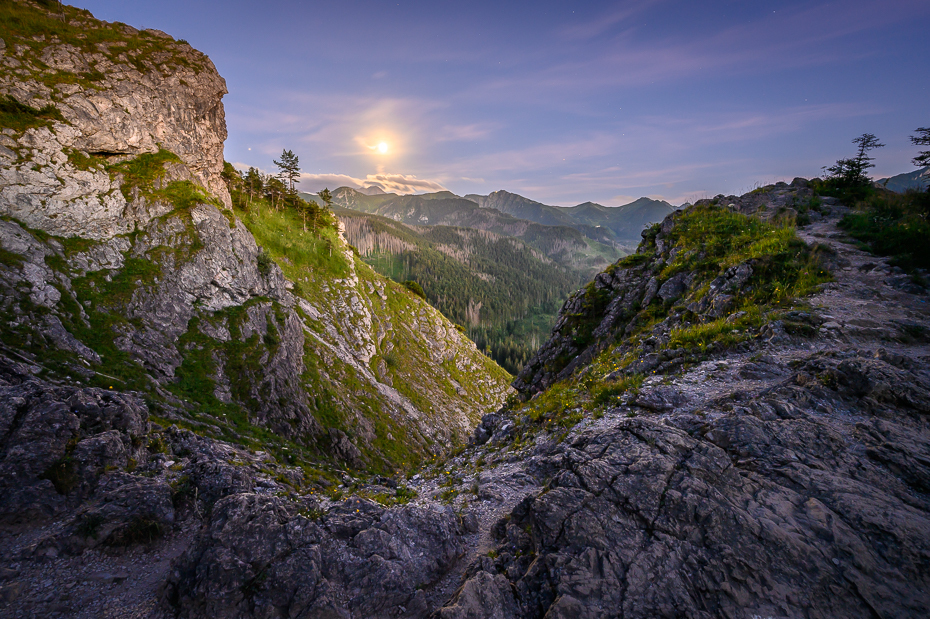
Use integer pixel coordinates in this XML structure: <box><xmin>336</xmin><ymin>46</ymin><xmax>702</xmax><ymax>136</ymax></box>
<box><xmin>84</xmin><ymin>571</ymin><xmax>129</xmax><ymax>584</ymax></box>
<box><xmin>0</xmin><ymin>582</ymin><xmax>23</xmax><ymax>603</ymax></box>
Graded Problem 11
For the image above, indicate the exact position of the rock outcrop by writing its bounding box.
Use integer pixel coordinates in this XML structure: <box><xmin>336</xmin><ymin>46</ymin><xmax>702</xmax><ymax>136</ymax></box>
<box><xmin>433</xmin><ymin>185</ymin><xmax>930</xmax><ymax>618</ymax></box>
<box><xmin>165</xmin><ymin>495</ymin><xmax>468</xmax><ymax>618</ymax></box>
<box><xmin>0</xmin><ymin>7</ymin><xmax>229</xmax><ymax>238</ymax></box>
<box><xmin>448</xmin><ymin>349</ymin><xmax>930</xmax><ymax>618</ymax></box>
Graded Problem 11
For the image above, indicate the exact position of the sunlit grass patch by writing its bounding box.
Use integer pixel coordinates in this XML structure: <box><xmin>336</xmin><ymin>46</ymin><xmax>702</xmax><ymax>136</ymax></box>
<box><xmin>234</xmin><ymin>201</ymin><xmax>350</xmax><ymax>282</ymax></box>
<box><xmin>666</xmin><ymin>307</ymin><xmax>763</xmax><ymax>352</ymax></box>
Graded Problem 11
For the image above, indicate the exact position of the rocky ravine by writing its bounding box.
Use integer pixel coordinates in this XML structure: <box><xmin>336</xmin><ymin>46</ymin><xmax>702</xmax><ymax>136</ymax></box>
<box><xmin>4</xmin><ymin>181</ymin><xmax>927</xmax><ymax>619</ymax></box>
<box><xmin>2</xmin><ymin>3</ymin><xmax>929</xmax><ymax>619</ymax></box>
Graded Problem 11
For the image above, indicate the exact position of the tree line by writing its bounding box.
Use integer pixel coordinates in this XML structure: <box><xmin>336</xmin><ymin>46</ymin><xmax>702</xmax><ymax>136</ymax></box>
<box><xmin>222</xmin><ymin>149</ymin><xmax>335</xmax><ymax>233</ymax></box>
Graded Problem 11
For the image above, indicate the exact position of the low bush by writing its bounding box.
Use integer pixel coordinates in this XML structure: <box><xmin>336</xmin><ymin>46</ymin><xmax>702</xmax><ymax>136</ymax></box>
<box><xmin>839</xmin><ymin>190</ymin><xmax>930</xmax><ymax>270</ymax></box>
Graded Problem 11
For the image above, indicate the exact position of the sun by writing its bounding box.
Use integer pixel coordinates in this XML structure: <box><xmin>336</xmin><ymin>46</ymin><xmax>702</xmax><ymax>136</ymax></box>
<box><xmin>377</xmin><ymin>142</ymin><xmax>389</xmax><ymax>154</ymax></box>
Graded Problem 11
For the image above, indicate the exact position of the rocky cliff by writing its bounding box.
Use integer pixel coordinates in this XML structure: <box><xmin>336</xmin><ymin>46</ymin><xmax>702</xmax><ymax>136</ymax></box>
<box><xmin>0</xmin><ymin>0</ymin><xmax>509</xmax><ymax>488</ymax></box>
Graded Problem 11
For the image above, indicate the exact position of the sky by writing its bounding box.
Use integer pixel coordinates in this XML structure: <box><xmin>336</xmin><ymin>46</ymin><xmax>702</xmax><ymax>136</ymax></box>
<box><xmin>76</xmin><ymin>0</ymin><xmax>930</xmax><ymax>206</ymax></box>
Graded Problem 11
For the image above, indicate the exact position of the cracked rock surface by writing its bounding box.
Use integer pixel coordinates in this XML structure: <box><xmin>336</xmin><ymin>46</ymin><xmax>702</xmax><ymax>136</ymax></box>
<box><xmin>435</xmin><ymin>188</ymin><xmax>930</xmax><ymax>619</ymax></box>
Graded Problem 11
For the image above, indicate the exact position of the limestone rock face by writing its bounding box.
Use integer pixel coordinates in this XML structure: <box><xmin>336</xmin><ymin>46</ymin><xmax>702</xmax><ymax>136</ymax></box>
<box><xmin>0</xmin><ymin>5</ymin><xmax>229</xmax><ymax>239</ymax></box>
<box><xmin>0</xmin><ymin>1</ymin><xmax>511</xmax><ymax>474</ymax></box>
<box><xmin>164</xmin><ymin>495</ymin><xmax>468</xmax><ymax>618</ymax></box>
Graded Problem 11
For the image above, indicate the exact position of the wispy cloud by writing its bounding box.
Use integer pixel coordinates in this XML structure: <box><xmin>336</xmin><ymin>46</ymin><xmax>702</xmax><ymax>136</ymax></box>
<box><xmin>558</xmin><ymin>0</ymin><xmax>664</xmax><ymax>41</ymax></box>
<box><xmin>435</xmin><ymin>122</ymin><xmax>499</xmax><ymax>142</ymax></box>
<box><xmin>465</xmin><ymin>0</ymin><xmax>930</xmax><ymax>104</ymax></box>
<box><xmin>298</xmin><ymin>172</ymin><xmax>446</xmax><ymax>195</ymax></box>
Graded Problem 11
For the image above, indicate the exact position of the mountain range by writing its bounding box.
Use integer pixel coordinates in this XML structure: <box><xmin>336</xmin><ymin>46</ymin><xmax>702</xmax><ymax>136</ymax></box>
<box><xmin>464</xmin><ymin>189</ymin><xmax>674</xmax><ymax>241</ymax></box>
<box><xmin>305</xmin><ymin>188</ymin><xmax>673</xmax><ymax>372</ymax></box>
<box><xmin>877</xmin><ymin>166</ymin><xmax>930</xmax><ymax>193</ymax></box>
<box><xmin>308</xmin><ymin>187</ymin><xmax>673</xmax><ymax>250</ymax></box>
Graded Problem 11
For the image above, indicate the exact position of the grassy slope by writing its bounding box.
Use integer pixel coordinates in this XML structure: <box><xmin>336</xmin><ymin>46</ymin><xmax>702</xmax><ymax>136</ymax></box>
<box><xmin>231</xmin><ymin>198</ymin><xmax>512</xmax><ymax>473</ymax></box>
<box><xmin>336</xmin><ymin>208</ymin><xmax>585</xmax><ymax>373</ymax></box>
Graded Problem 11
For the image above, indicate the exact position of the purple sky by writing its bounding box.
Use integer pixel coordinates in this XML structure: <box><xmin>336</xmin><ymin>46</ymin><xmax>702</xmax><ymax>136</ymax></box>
<box><xmin>76</xmin><ymin>0</ymin><xmax>929</xmax><ymax>205</ymax></box>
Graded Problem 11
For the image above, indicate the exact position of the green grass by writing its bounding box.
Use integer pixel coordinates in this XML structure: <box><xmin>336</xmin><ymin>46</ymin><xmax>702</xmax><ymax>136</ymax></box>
<box><xmin>0</xmin><ymin>94</ymin><xmax>65</xmax><ymax>133</ymax></box>
<box><xmin>57</xmin><ymin>272</ymin><xmax>153</xmax><ymax>391</ymax></box>
<box><xmin>77</xmin><ymin>257</ymin><xmax>162</xmax><ymax>304</ymax></box>
<box><xmin>660</xmin><ymin>204</ymin><xmax>831</xmax><ymax>305</ymax></box>
<box><xmin>105</xmin><ymin>149</ymin><xmax>180</xmax><ymax>199</ymax></box>
<box><xmin>0</xmin><ymin>247</ymin><xmax>25</xmax><ymax>269</ymax></box>
<box><xmin>615</xmin><ymin>252</ymin><xmax>651</xmax><ymax>268</ymax></box>
<box><xmin>839</xmin><ymin>190</ymin><xmax>930</xmax><ymax>271</ymax></box>
<box><xmin>592</xmin><ymin>374</ymin><xmax>645</xmax><ymax>406</ymax></box>
<box><xmin>65</xmin><ymin>149</ymin><xmax>106</xmax><ymax>171</ymax></box>
<box><xmin>0</xmin><ymin>1</ymin><xmax>202</xmax><ymax>79</ymax></box>
<box><xmin>666</xmin><ymin>307</ymin><xmax>764</xmax><ymax>352</ymax></box>
<box><xmin>233</xmin><ymin>200</ymin><xmax>349</xmax><ymax>281</ymax></box>
<box><xmin>171</xmin><ymin>305</ymin><xmax>279</xmax><ymax>427</ymax></box>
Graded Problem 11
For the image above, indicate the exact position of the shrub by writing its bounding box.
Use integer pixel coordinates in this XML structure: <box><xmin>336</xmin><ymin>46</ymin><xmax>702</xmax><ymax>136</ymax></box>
<box><xmin>402</xmin><ymin>280</ymin><xmax>426</xmax><ymax>299</ymax></box>
<box><xmin>76</xmin><ymin>513</ymin><xmax>105</xmax><ymax>539</ymax></box>
<box><xmin>109</xmin><ymin>516</ymin><xmax>162</xmax><ymax>545</ymax></box>
<box><xmin>257</xmin><ymin>248</ymin><xmax>273</xmax><ymax>276</ymax></box>
<box><xmin>839</xmin><ymin>190</ymin><xmax>930</xmax><ymax>270</ymax></box>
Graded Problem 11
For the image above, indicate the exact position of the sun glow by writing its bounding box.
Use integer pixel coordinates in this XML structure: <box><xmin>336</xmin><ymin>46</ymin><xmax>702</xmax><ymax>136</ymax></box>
<box><xmin>357</xmin><ymin>133</ymin><xmax>397</xmax><ymax>157</ymax></box>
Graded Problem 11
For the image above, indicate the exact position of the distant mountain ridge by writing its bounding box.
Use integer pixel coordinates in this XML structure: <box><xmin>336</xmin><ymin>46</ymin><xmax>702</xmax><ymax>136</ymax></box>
<box><xmin>314</xmin><ymin>186</ymin><xmax>673</xmax><ymax>253</ymax></box>
<box><xmin>464</xmin><ymin>190</ymin><xmax>675</xmax><ymax>241</ymax></box>
<box><xmin>313</xmin><ymin>189</ymin><xmax>629</xmax><ymax>273</ymax></box>
<box><xmin>876</xmin><ymin>167</ymin><xmax>930</xmax><ymax>193</ymax></box>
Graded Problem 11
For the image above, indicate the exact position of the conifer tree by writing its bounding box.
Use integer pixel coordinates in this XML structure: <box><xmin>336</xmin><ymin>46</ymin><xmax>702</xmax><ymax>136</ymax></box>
<box><xmin>824</xmin><ymin>133</ymin><xmax>884</xmax><ymax>190</ymax></box>
<box><xmin>318</xmin><ymin>187</ymin><xmax>333</xmax><ymax>208</ymax></box>
<box><xmin>273</xmin><ymin>149</ymin><xmax>301</xmax><ymax>196</ymax></box>
<box><xmin>911</xmin><ymin>127</ymin><xmax>930</xmax><ymax>169</ymax></box>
